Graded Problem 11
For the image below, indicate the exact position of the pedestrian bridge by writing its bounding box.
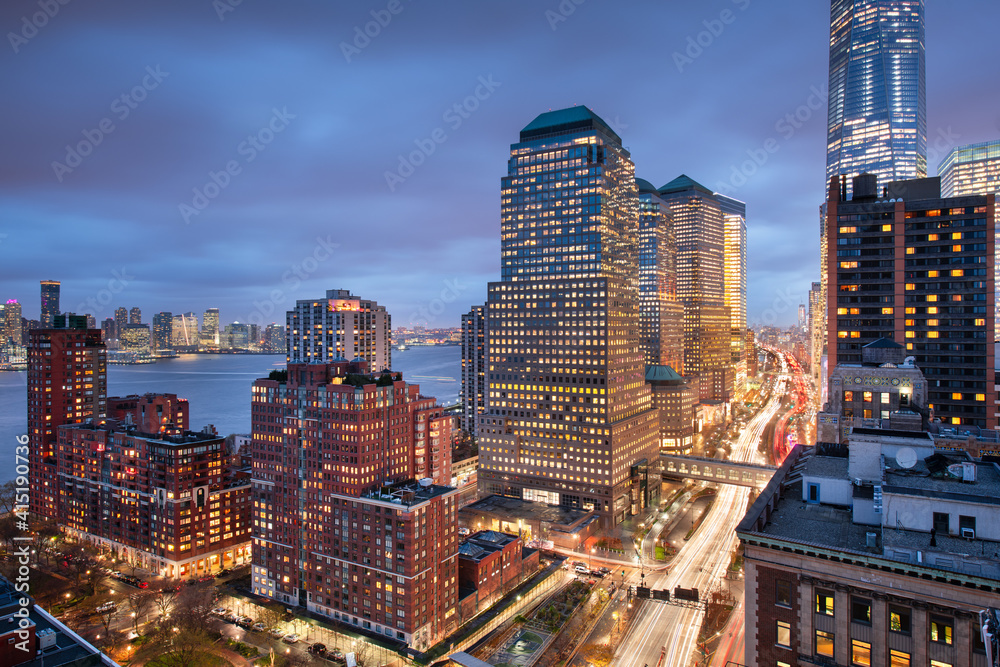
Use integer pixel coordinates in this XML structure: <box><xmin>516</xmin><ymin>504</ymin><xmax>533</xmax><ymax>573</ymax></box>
<box><xmin>660</xmin><ymin>453</ymin><xmax>776</xmax><ymax>488</ymax></box>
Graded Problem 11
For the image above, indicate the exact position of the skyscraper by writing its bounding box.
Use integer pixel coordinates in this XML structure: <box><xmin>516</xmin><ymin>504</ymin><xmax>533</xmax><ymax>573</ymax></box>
<box><xmin>40</xmin><ymin>280</ymin><xmax>60</xmax><ymax>327</ymax></box>
<box><xmin>171</xmin><ymin>312</ymin><xmax>199</xmax><ymax>347</ymax></box>
<box><xmin>826</xmin><ymin>0</ymin><xmax>926</xmax><ymax>198</ymax></box>
<box><xmin>460</xmin><ymin>304</ymin><xmax>487</xmax><ymax>434</ymax></box>
<box><xmin>476</xmin><ymin>106</ymin><xmax>660</xmax><ymax>526</ymax></box>
<box><xmin>201</xmin><ymin>308</ymin><xmax>220</xmax><ymax>348</ymax></box>
<box><xmin>101</xmin><ymin>317</ymin><xmax>116</xmax><ymax>343</ymax></box>
<box><xmin>720</xmin><ymin>194</ymin><xmax>748</xmax><ymax>391</ymax></box>
<box><xmin>3</xmin><ymin>300</ymin><xmax>22</xmax><ymax>346</ymax></box>
<box><xmin>129</xmin><ymin>307</ymin><xmax>141</xmax><ymax>325</ymax></box>
<box><xmin>114</xmin><ymin>307</ymin><xmax>128</xmax><ymax>340</ymax></box>
<box><xmin>635</xmin><ymin>179</ymin><xmax>684</xmax><ymax>373</ymax></box>
<box><xmin>152</xmin><ymin>312</ymin><xmax>173</xmax><ymax>351</ymax></box>
<box><xmin>28</xmin><ymin>315</ymin><xmax>107</xmax><ymax>518</ymax></box>
<box><xmin>286</xmin><ymin>289</ymin><xmax>391</xmax><ymax>370</ymax></box>
<box><xmin>658</xmin><ymin>175</ymin><xmax>732</xmax><ymax>401</ymax></box>
<box><xmin>826</xmin><ymin>174</ymin><xmax>996</xmax><ymax>428</ymax></box>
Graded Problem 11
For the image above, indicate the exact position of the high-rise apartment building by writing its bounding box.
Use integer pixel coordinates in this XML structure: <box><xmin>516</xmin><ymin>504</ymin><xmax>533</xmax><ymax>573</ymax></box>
<box><xmin>101</xmin><ymin>318</ymin><xmax>116</xmax><ymax>344</ymax></box>
<box><xmin>128</xmin><ymin>307</ymin><xmax>141</xmax><ymax>325</ymax></box>
<box><xmin>939</xmin><ymin>140</ymin><xmax>1000</xmax><ymax>198</ymax></box>
<box><xmin>40</xmin><ymin>280</ymin><xmax>60</xmax><ymax>327</ymax></box>
<box><xmin>809</xmin><ymin>281</ymin><xmax>824</xmax><ymax>385</ymax></box>
<box><xmin>658</xmin><ymin>175</ymin><xmax>732</xmax><ymax>401</ymax></box>
<box><xmin>28</xmin><ymin>315</ymin><xmax>107</xmax><ymax>519</ymax></box>
<box><xmin>3</xmin><ymin>300</ymin><xmax>22</xmax><ymax>346</ymax></box>
<box><xmin>152</xmin><ymin>312</ymin><xmax>173</xmax><ymax>351</ymax></box>
<box><xmin>826</xmin><ymin>0</ymin><xmax>926</xmax><ymax>198</ymax></box>
<box><xmin>250</xmin><ymin>359</ymin><xmax>458</xmax><ymax>650</ymax></box>
<box><xmin>201</xmin><ymin>308</ymin><xmax>220</xmax><ymax>348</ymax></box>
<box><xmin>460</xmin><ymin>305</ymin><xmax>487</xmax><ymax>435</ymax></box>
<box><xmin>263</xmin><ymin>323</ymin><xmax>284</xmax><ymax>354</ymax></box>
<box><xmin>476</xmin><ymin>106</ymin><xmax>660</xmax><ymax>527</ymax></box>
<box><xmin>635</xmin><ymin>179</ymin><xmax>684</xmax><ymax>373</ymax></box>
<box><xmin>720</xmin><ymin>193</ymin><xmax>748</xmax><ymax>392</ymax></box>
<box><xmin>826</xmin><ymin>174</ymin><xmax>996</xmax><ymax>428</ymax></box>
<box><xmin>114</xmin><ymin>307</ymin><xmax>127</xmax><ymax>340</ymax></box>
<box><xmin>286</xmin><ymin>289</ymin><xmax>391</xmax><ymax>370</ymax></box>
<box><xmin>171</xmin><ymin>312</ymin><xmax>199</xmax><ymax>347</ymax></box>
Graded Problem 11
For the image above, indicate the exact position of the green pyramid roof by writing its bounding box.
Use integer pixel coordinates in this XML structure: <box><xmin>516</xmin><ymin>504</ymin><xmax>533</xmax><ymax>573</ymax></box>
<box><xmin>645</xmin><ymin>365</ymin><xmax>685</xmax><ymax>384</ymax></box>
<box><xmin>658</xmin><ymin>174</ymin><xmax>713</xmax><ymax>196</ymax></box>
<box><xmin>520</xmin><ymin>106</ymin><xmax>621</xmax><ymax>143</ymax></box>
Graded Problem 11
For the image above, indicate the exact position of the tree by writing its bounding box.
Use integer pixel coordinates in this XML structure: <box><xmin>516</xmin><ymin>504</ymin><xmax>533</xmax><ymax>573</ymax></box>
<box><xmin>257</xmin><ymin>602</ymin><xmax>286</xmax><ymax>630</ymax></box>
<box><xmin>97</xmin><ymin>605</ymin><xmax>119</xmax><ymax>641</ymax></box>
<box><xmin>153</xmin><ymin>584</ymin><xmax>179</xmax><ymax>622</ymax></box>
<box><xmin>171</xmin><ymin>582</ymin><xmax>214</xmax><ymax>631</ymax></box>
<box><xmin>133</xmin><ymin>627</ymin><xmax>214</xmax><ymax>667</ymax></box>
<box><xmin>126</xmin><ymin>592</ymin><xmax>154</xmax><ymax>634</ymax></box>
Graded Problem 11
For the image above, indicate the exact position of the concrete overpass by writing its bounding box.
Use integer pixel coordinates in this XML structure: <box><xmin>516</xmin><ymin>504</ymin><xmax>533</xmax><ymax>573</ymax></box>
<box><xmin>660</xmin><ymin>453</ymin><xmax>776</xmax><ymax>488</ymax></box>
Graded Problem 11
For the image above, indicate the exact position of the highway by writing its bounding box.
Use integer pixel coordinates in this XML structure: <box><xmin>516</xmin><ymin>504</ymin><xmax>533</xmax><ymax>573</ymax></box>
<box><xmin>612</xmin><ymin>352</ymin><xmax>789</xmax><ymax>667</ymax></box>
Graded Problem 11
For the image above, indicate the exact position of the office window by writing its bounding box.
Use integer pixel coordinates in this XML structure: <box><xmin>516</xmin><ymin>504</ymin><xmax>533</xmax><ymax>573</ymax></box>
<box><xmin>776</xmin><ymin>620</ymin><xmax>791</xmax><ymax>647</ymax></box>
<box><xmin>851</xmin><ymin>639</ymin><xmax>871</xmax><ymax>666</ymax></box>
<box><xmin>844</xmin><ymin>390</ymin><xmax>854</xmax><ymax>402</ymax></box>
<box><xmin>930</xmin><ymin>662</ymin><xmax>952</xmax><ymax>667</ymax></box>
<box><xmin>815</xmin><ymin>630</ymin><xmax>834</xmax><ymax>657</ymax></box>
<box><xmin>930</xmin><ymin>617</ymin><xmax>953</xmax><ymax>645</ymax></box>
<box><xmin>890</xmin><ymin>651</ymin><xmax>910</xmax><ymax>667</ymax></box>
<box><xmin>815</xmin><ymin>590</ymin><xmax>834</xmax><ymax>616</ymax></box>
<box><xmin>851</xmin><ymin>597</ymin><xmax>871</xmax><ymax>625</ymax></box>
<box><xmin>775</xmin><ymin>580</ymin><xmax>791</xmax><ymax>607</ymax></box>
<box><xmin>890</xmin><ymin>606</ymin><xmax>911</xmax><ymax>634</ymax></box>
<box><xmin>933</xmin><ymin>512</ymin><xmax>949</xmax><ymax>534</ymax></box>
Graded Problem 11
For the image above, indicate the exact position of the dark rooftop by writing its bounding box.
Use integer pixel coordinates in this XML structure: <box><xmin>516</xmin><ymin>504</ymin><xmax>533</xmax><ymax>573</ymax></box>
<box><xmin>658</xmin><ymin>174</ymin><xmax>713</xmax><ymax>196</ymax></box>
<box><xmin>519</xmin><ymin>106</ymin><xmax>621</xmax><ymax>144</ymax></box>
<box><xmin>461</xmin><ymin>494</ymin><xmax>590</xmax><ymax>529</ymax></box>
<box><xmin>862</xmin><ymin>337</ymin><xmax>903</xmax><ymax>349</ymax></box>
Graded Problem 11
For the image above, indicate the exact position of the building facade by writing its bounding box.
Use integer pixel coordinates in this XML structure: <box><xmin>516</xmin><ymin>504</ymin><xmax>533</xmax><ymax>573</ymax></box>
<box><xmin>826</xmin><ymin>0</ymin><xmax>926</xmax><ymax>198</ymax></box>
<box><xmin>826</xmin><ymin>175</ymin><xmax>996</xmax><ymax>428</ymax></box>
<box><xmin>114</xmin><ymin>308</ymin><xmax>127</xmax><ymax>341</ymax></box>
<box><xmin>249</xmin><ymin>359</ymin><xmax>457</xmax><ymax>650</ymax></box>
<box><xmin>286</xmin><ymin>289</ymin><xmax>391</xmax><ymax>370</ymax></box>
<box><xmin>28</xmin><ymin>315</ymin><xmax>107</xmax><ymax>520</ymax></box>
<box><xmin>201</xmin><ymin>308</ymin><xmax>220</xmax><ymax>349</ymax></box>
<box><xmin>3</xmin><ymin>300</ymin><xmax>22</xmax><ymax>347</ymax></box>
<box><xmin>151</xmin><ymin>312</ymin><xmax>173</xmax><ymax>352</ymax></box>
<box><xmin>460</xmin><ymin>305</ymin><xmax>487</xmax><ymax>435</ymax></box>
<box><xmin>635</xmin><ymin>179</ymin><xmax>684</xmax><ymax>373</ymax></box>
<box><xmin>40</xmin><ymin>280</ymin><xmax>60</xmax><ymax>327</ymax></box>
<box><xmin>171</xmin><ymin>312</ymin><xmax>199</xmax><ymax>348</ymax></box>
<box><xmin>128</xmin><ymin>307</ymin><xmax>141</xmax><ymax>325</ymax></box>
<box><xmin>739</xmin><ymin>436</ymin><xmax>998</xmax><ymax>667</ymax></box>
<box><xmin>120</xmin><ymin>324</ymin><xmax>150</xmax><ymax>353</ymax></box>
<box><xmin>476</xmin><ymin>106</ymin><xmax>660</xmax><ymax>527</ymax></box>
<box><xmin>645</xmin><ymin>365</ymin><xmax>696</xmax><ymax>452</ymax></box>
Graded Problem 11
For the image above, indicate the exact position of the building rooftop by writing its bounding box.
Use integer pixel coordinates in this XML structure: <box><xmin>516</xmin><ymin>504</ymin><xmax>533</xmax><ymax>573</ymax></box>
<box><xmin>862</xmin><ymin>337</ymin><xmax>903</xmax><ymax>349</ymax></box>
<box><xmin>360</xmin><ymin>479</ymin><xmax>457</xmax><ymax>509</ymax></box>
<box><xmin>658</xmin><ymin>174</ymin><xmax>713</xmax><ymax>196</ymax></box>
<box><xmin>458</xmin><ymin>531</ymin><xmax>519</xmax><ymax>563</ymax></box>
<box><xmin>645</xmin><ymin>365</ymin><xmax>685</xmax><ymax>384</ymax></box>
<box><xmin>883</xmin><ymin>458</ymin><xmax>1000</xmax><ymax>504</ymax></box>
<box><xmin>519</xmin><ymin>106</ymin><xmax>620</xmax><ymax>144</ymax></box>
<box><xmin>461</xmin><ymin>494</ymin><xmax>591</xmax><ymax>529</ymax></box>
<box><xmin>635</xmin><ymin>177</ymin><xmax>659</xmax><ymax>195</ymax></box>
<box><xmin>802</xmin><ymin>455</ymin><xmax>849</xmax><ymax>480</ymax></box>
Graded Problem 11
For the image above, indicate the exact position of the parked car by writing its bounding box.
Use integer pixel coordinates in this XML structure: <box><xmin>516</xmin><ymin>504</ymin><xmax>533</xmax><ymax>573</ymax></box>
<box><xmin>282</xmin><ymin>633</ymin><xmax>300</xmax><ymax>644</ymax></box>
<box><xmin>236</xmin><ymin>617</ymin><xmax>254</xmax><ymax>629</ymax></box>
<box><xmin>598</xmin><ymin>567</ymin><xmax>611</xmax><ymax>576</ymax></box>
<box><xmin>307</xmin><ymin>643</ymin><xmax>327</xmax><ymax>656</ymax></box>
<box><xmin>95</xmin><ymin>602</ymin><xmax>116</xmax><ymax>613</ymax></box>
<box><xmin>328</xmin><ymin>648</ymin><xmax>346</xmax><ymax>663</ymax></box>
<box><xmin>252</xmin><ymin>622</ymin><xmax>267</xmax><ymax>633</ymax></box>
<box><xmin>137</xmin><ymin>581</ymin><xmax>149</xmax><ymax>589</ymax></box>
<box><xmin>572</xmin><ymin>561</ymin><xmax>586</xmax><ymax>569</ymax></box>
<box><xmin>210</xmin><ymin>607</ymin><xmax>229</xmax><ymax>616</ymax></box>
<box><xmin>269</xmin><ymin>627</ymin><xmax>286</xmax><ymax>639</ymax></box>
<box><xmin>225</xmin><ymin>612</ymin><xmax>240</xmax><ymax>623</ymax></box>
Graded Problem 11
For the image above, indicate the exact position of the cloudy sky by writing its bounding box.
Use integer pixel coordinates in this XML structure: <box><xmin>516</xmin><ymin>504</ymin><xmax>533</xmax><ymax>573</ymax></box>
<box><xmin>2</xmin><ymin>0</ymin><xmax>998</xmax><ymax>329</ymax></box>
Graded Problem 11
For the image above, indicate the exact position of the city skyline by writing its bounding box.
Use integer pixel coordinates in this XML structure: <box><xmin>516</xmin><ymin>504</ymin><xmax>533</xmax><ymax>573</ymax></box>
<box><xmin>3</xmin><ymin>2</ymin><xmax>998</xmax><ymax>328</ymax></box>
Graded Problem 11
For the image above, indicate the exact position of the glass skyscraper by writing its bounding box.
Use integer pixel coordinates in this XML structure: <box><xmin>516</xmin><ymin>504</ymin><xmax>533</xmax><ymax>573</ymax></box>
<box><xmin>826</xmin><ymin>0</ymin><xmax>926</xmax><ymax>197</ymax></box>
<box><xmin>40</xmin><ymin>280</ymin><xmax>60</xmax><ymax>327</ymax></box>
<box><xmin>476</xmin><ymin>106</ymin><xmax>659</xmax><ymax>526</ymax></box>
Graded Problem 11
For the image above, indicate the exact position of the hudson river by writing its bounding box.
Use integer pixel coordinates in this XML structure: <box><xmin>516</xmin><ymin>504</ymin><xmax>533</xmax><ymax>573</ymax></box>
<box><xmin>0</xmin><ymin>345</ymin><xmax>460</xmax><ymax>484</ymax></box>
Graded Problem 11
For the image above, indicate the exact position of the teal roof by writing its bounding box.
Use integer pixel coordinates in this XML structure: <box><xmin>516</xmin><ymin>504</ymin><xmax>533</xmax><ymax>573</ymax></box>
<box><xmin>863</xmin><ymin>337</ymin><xmax>902</xmax><ymax>349</ymax></box>
<box><xmin>520</xmin><ymin>106</ymin><xmax>621</xmax><ymax>143</ymax></box>
<box><xmin>645</xmin><ymin>365</ymin><xmax>685</xmax><ymax>383</ymax></box>
<box><xmin>658</xmin><ymin>174</ymin><xmax>713</xmax><ymax>196</ymax></box>
<box><xmin>635</xmin><ymin>177</ymin><xmax>659</xmax><ymax>194</ymax></box>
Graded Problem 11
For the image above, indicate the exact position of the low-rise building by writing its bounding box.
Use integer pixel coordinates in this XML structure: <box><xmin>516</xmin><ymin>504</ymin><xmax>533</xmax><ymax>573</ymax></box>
<box><xmin>738</xmin><ymin>431</ymin><xmax>999</xmax><ymax>667</ymax></box>
<box><xmin>456</xmin><ymin>531</ymin><xmax>539</xmax><ymax>623</ymax></box>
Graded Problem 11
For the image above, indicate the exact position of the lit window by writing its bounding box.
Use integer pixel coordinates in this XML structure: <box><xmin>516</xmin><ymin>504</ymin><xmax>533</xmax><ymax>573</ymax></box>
<box><xmin>815</xmin><ymin>590</ymin><xmax>834</xmax><ymax>615</ymax></box>
<box><xmin>890</xmin><ymin>650</ymin><xmax>910</xmax><ymax>667</ymax></box>
<box><xmin>776</xmin><ymin>620</ymin><xmax>791</xmax><ymax>647</ymax></box>
<box><xmin>952</xmin><ymin>393</ymin><xmax>963</xmax><ymax>401</ymax></box>
<box><xmin>816</xmin><ymin>630</ymin><xmax>834</xmax><ymax>657</ymax></box>
<box><xmin>930</xmin><ymin>618</ymin><xmax>953</xmax><ymax>645</ymax></box>
<box><xmin>851</xmin><ymin>640</ymin><xmax>872</xmax><ymax>666</ymax></box>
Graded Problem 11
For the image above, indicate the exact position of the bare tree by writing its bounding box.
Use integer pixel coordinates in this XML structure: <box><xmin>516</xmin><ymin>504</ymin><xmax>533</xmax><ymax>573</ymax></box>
<box><xmin>171</xmin><ymin>582</ymin><xmax>214</xmax><ymax>631</ymax></box>
<box><xmin>126</xmin><ymin>592</ymin><xmax>154</xmax><ymax>634</ymax></box>
<box><xmin>153</xmin><ymin>584</ymin><xmax>179</xmax><ymax>621</ymax></box>
<box><xmin>97</xmin><ymin>605</ymin><xmax>119</xmax><ymax>640</ymax></box>
<box><xmin>257</xmin><ymin>602</ymin><xmax>285</xmax><ymax>630</ymax></box>
<box><xmin>134</xmin><ymin>627</ymin><xmax>214</xmax><ymax>667</ymax></box>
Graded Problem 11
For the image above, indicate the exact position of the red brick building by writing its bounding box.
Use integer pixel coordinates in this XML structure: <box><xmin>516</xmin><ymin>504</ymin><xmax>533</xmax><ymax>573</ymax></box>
<box><xmin>57</xmin><ymin>408</ymin><xmax>251</xmax><ymax>578</ymax></box>
<box><xmin>28</xmin><ymin>315</ymin><xmax>107</xmax><ymax>520</ymax></box>
<box><xmin>107</xmin><ymin>393</ymin><xmax>189</xmax><ymax>433</ymax></box>
<box><xmin>456</xmin><ymin>531</ymin><xmax>539</xmax><ymax>623</ymax></box>
<box><xmin>250</xmin><ymin>359</ymin><xmax>458</xmax><ymax>651</ymax></box>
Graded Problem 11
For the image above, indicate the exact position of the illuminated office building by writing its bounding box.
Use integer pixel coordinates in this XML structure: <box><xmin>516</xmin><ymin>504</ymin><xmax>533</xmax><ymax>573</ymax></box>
<box><xmin>809</xmin><ymin>281</ymin><xmax>824</xmax><ymax>384</ymax></box>
<box><xmin>40</xmin><ymin>280</ymin><xmax>60</xmax><ymax>327</ymax></box>
<box><xmin>171</xmin><ymin>312</ymin><xmax>199</xmax><ymax>347</ymax></box>
<box><xmin>114</xmin><ymin>307</ymin><xmax>127</xmax><ymax>340</ymax></box>
<box><xmin>826</xmin><ymin>0</ymin><xmax>926</xmax><ymax>198</ymax></box>
<box><xmin>826</xmin><ymin>174</ymin><xmax>996</xmax><ymax>428</ymax></box>
<box><xmin>635</xmin><ymin>178</ymin><xmax>684</xmax><ymax>373</ymax></box>
<box><xmin>121</xmin><ymin>324</ymin><xmax>151</xmax><ymax>352</ymax></box>
<box><xmin>201</xmin><ymin>308</ymin><xmax>220</xmax><ymax>349</ymax></box>
<box><xmin>286</xmin><ymin>289</ymin><xmax>391</xmax><ymax>370</ymax></box>
<box><xmin>152</xmin><ymin>312</ymin><xmax>173</xmax><ymax>351</ymax></box>
<box><xmin>939</xmin><ymin>140</ymin><xmax>1000</xmax><ymax>198</ymax></box>
<box><xmin>461</xmin><ymin>304</ymin><xmax>488</xmax><ymax>434</ymax></box>
<box><xmin>3</xmin><ymin>300</ymin><xmax>22</xmax><ymax>346</ymax></box>
<box><xmin>657</xmin><ymin>176</ymin><xmax>732</xmax><ymax>402</ymax></box>
<box><xmin>129</xmin><ymin>307</ymin><xmax>141</xmax><ymax>325</ymax></box>
<box><xmin>720</xmin><ymin>194</ymin><xmax>748</xmax><ymax>393</ymax></box>
<box><xmin>476</xmin><ymin>106</ymin><xmax>660</xmax><ymax>527</ymax></box>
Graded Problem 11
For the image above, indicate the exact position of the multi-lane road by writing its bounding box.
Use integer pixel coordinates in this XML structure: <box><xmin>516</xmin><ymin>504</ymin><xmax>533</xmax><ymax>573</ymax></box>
<box><xmin>612</xmin><ymin>352</ymin><xmax>789</xmax><ymax>667</ymax></box>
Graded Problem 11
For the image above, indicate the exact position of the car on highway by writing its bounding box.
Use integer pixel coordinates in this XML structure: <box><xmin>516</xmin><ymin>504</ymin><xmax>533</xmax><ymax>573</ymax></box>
<box><xmin>282</xmin><ymin>633</ymin><xmax>300</xmax><ymax>644</ymax></box>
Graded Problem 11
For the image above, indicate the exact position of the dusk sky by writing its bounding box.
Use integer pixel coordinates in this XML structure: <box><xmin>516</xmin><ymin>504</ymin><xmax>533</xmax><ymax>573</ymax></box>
<box><xmin>3</xmin><ymin>0</ymin><xmax>998</xmax><ymax>329</ymax></box>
